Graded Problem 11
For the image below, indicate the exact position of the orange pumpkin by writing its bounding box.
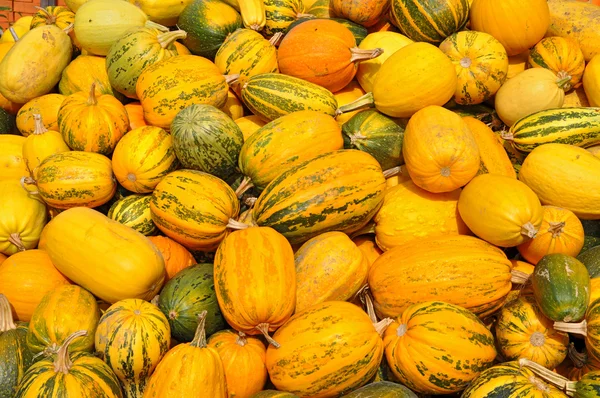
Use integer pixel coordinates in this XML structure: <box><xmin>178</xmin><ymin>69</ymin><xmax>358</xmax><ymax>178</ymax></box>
<box><xmin>278</xmin><ymin>19</ymin><xmax>383</xmax><ymax>93</ymax></box>
<box><xmin>147</xmin><ymin>236</ymin><xmax>196</xmax><ymax>282</ymax></box>
<box><xmin>332</xmin><ymin>0</ymin><xmax>390</xmax><ymax>27</ymax></box>
<box><xmin>352</xmin><ymin>235</ymin><xmax>383</xmax><ymax>268</ymax></box>
<box><xmin>402</xmin><ymin>105</ymin><xmax>480</xmax><ymax>193</ymax></box>
<box><xmin>124</xmin><ymin>102</ymin><xmax>147</xmax><ymax>130</ymax></box>
<box><xmin>16</xmin><ymin>94</ymin><xmax>66</xmax><ymax>137</ymax></box>
<box><xmin>517</xmin><ymin>206</ymin><xmax>585</xmax><ymax>264</ymax></box>
<box><xmin>528</xmin><ymin>37</ymin><xmax>586</xmax><ymax>91</ymax></box>
<box><xmin>0</xmin><ymin>253</ymin><xmax>6</xmax><ymax>265</ymax></box>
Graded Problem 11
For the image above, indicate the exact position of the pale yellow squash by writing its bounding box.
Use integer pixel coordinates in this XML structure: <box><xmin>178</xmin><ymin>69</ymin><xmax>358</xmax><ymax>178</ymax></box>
<box><xmin>0</xmin><ymin>136</ymin><xmax>27</xmax><ymax>182</ymax></box>
<box><xmin>128</xmin><ymin>0</ymin><xmax>194</xmax><ymax>26</ymax></box>
<box><xmin>584</xmin><ymin>54</ymin><xmax>600</xmax><ymax>107</ymax></box>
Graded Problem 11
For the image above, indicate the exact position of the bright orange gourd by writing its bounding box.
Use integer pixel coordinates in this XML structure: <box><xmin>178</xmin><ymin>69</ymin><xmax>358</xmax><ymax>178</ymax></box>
<box><xmin>278</xmin><ymin>19</ymin><xmax>383</xmax><ymax>93</ymax></box>
<box><xmin>147</xmin><ymin>236</ymin><xmax>196</xmax><ymax>282</ymax></box>
<box><xmin>124</xmin><ymin>102</ymin><xmax>147</xmax><ymax>130</ymax></box>
<box><xmin>584</xmin><ymin>54</ymin><xmax>600</xmax><ymax>107</ymax></box>
<box><xmin>402</xmin><ymin>105</ymin><xmax>480</xmax><ymax>193</ymax></box>
<box><xmin>332</xmin><ymin>0</ymin><xmax>390</xmax><ymax>27</ymax></box>
<box><xmin>529</xmin><ymin>37</ymin><xmax>586</xmax><ymax>92</ymax></box>
<box><xmin>352</xmin><ymin>235</ymin><xmax>383</xmax><ymax>268</ymax></box>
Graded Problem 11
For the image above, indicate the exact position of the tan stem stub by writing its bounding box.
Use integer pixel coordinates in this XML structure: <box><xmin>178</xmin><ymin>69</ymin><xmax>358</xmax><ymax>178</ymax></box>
<box><xmin>269</xmin><ymin>32</ymin><xmax>284</xmax><ymax>47</ymax></box>
<box><xmin>556</xmin><ymin>73</ymin><xmax>572</xmax><ymax>91</ymax></box>
<box><xmin>459</xmin><ymin>57</ymin><xmax>472</xmax><ymax>68</ymax></box>
<box><xmin>374</xmin><ymin>318</ymin><xmax>393</xmax><ymax>336</ymax></box>
<box><xmin>8</xmin><ymin>233</ymin><xmax>26</xmax><ymax>252</ymax></box>
<box><xmin>350</xmin><ymin>47</ymin><xmax>384</xmax><ymax>63</ymax></box>
<box><xmin>54</xmin><ymin>330</ymin><xmax>88</xmax><ymax>374</ymax></box>
<box><xmin>0</xmin><ymin>294</ymin><xmax>16</xmax><ymax>332</ymax></box>
<box><xmin>349</xmin><ymin>132</ymin><xmax>367</xmax><ymax>146</ymax></box>
<box><xmin>296</xmin><ymin>13</ymin><xmax>314</xmax><ymax>19</ymax></box>
<box><xmin>244</xmin><ymin>197</ymin><xmax>257</xmax><ymax>208</ymax></box>
<box><xmin>356</xmin><ymin>285</ymin><xmax>377</xmax><ymax>323</ymax></box>
<box><xmin>553</xmin><ymin>320</ymin><xmax>587</xmax><ymax>336</ymax></box>
<box><xmin>255</xmin><ymin>323</ymin><xmax>280</xmax><ymax>348</ymax></box>
<box><xmin>519</xmin><ymin>358</ymin><xmax>569</xmax><ymax>390</ymax></box>
<box><xmin>62</xmin><ymin>23</ymin><xmax>74</xmax><ymax>34</ymax></box>
<box><xmin>548</xmin><ymin>221</ymin><xmax>566</xmax><ymax>238</ymax></box>
<box><xmin>511</xmin><ymin>269</ymin><xmax>530</xmax><ymax>285</ymax></box>
<box><xmin>190</xmin><ymin>310</ymin><xmax>208</xmax><ymax>348</ymax></box>
<box><xmin>528</xmin><ymin>376</ymin><xmax>551</xmax><ymax>393</ymax></box>
<box><xmin>150</xmin><ymin>295</ymin><xmax>160</xmax><ymax>306</ymax></box>
<box><xmin>235</xmin><ymin>176</ymin><xmax>254</xmax><ymax>198</ymax></box>
<box><xmin>157</xmin><ymin>30</ymin><xmax>188</xmax><ymax>49</ymax></box>
<box><xmin>521</xmin><ymin>222</ymin><xmax>538</xmax><ymax>239</ymax></box>
<box><xmin>87</xmin><ymin>82</ymin><xmax>98</xmax><ymax>106</ymax></box>
<box><xmin>383</xmin><ymin>166</ymin><xmax>402</xmax><ymax>179</ymax></box>
<box><xmin>32</xmin><ymin>114</ymin><xmax>48</xmax><ymax>135</ymax></box>
<box><xmin>226</xmin><ymin>218</ymin><xmax>250</xmax><ymax>230</ymax></box>
<box><xmin>440</xmin><ymin>167</ymin><xmax>451</xmax><ymax>177</ymax></box>
<box><xmin>500</xmin><ymin>131</ymin><xmax>514</xmax><ymax>141</ymax></box>
<box><xmin>236</xmin><ymin>331</ymin><xmax>248</xmax><ymax>347</ymax></box>
<box><xmin>224</xmin><ymin>74</ymin><xmax>241</xmax><ymax>86</ymax></box>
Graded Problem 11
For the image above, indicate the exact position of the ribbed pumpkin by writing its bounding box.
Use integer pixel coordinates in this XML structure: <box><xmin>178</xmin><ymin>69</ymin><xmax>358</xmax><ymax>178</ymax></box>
<box><xmin>106</xmin><ymin>26</ymin><xmax>187</xmax><ymax>99</ymax></box>
<box><xmin>0</xmin><ymin>179</ymin><xmax>47</xmax><ymax>255</ymax></box>
<box><xmin>369</xmin><ymin>235</ymin><xmax>512</xmax><ymax>318</ymax></box>
<box><xmin>263</xmin><ymin>0</ymin><xmax>307</xmax><ymax>37</ymax></box>
<box><xmin>238</xmin><ymin>110</ymin><xmax>343</xmax><ymax>193</ymax></box>
<box><xmin>0</xmin><ymin>135</ymin><xmax>27</xmax><ymax>182</ymax></box>
<box><xmin>23</xmin><ymin>151</ymin><xmax>116</xmax><ymax>209</ymax></box>
<box><xmin>384</xmin><ymin>301</ymin><xmax>496</xmax><ymax>394</ymax></box>
<box><xmin>402</xmin><ymin>105</ymin><xmax>480</xmax><ymax>193</ymax></box>
<box><xmin>147</xmin><ymin>236</ymin><xmax>196</xmax><ymax>281</ymax></box>
<box><xmin>157</xmin><ymin>263</ymin><xmax>225</xmax><ymax>342</ymax></box>
<box><xmin>214</xmin><ymin>227</ymin><xmax>295</xmax><ymax>346</ymax></box>
<box><xmin>389</xmin><ymin>0</ymin><xmax>469</xmax><ymax>44</ymax></box>
<box><xmin>332</xmin><ymin>0</ymin><xmax>389</xmax><ymax>27</ymax></box>
<box><xmin>171</xmin><ymin>104</ymin><xmax>244</xmax><ymax>181</ymax></box>
<box><xmin>458</xmin><ymin>174</ymin><xmax>544</xmax><ymax>247</ymax></box>
<box><xmin>215</xmin><ymin>28</ymin><xmax>279</xmax><ymax>78</ymax></box>
<box><xmin>127</xmin><ymin>0</ymin><xmax>194</xmax><ymax>26</ymax></box>
<box><xmin>462</xmin><ymin>116</ymin><xmax>516</xmax><ymax>178</ymax></box>
<box><xmin>0</xmin><ymin>250</ymin><xmax>70</xmax><ymax>321</ymax></box>
<box><xmin>136</xmin><ymin>55</ymin><xmax>230</xmax><ymax>129</ymax></box>
<box><xmin>111</xmin><ymin>126</ymin><xmax>178</xmax><ymax>194</ymax></box>
<box><xmin>124</xmin><ymin>102</ymin><xmax>147</xmax><ymax>130</ymax></box>
<box><xmin>208</xmin><ymin>330</ymin><xmax>268</xmax><ymax>398</ymax></box>
<box><xmin>26</xmin><ymin>285</ymin><xmax>99</xmax><ymax>357</ymax></box>
<box><xmin>15</xmin><ymin>330</ymin><xmax>123</xmax><ymax>398</ymax></box>
<box><xmin>252</xmin><ymin>150</ymin><xmax>386</xmax><ymax>245</ymax></box>
<box><xmin>439</xmin><ymin>31</ymin><xmax>508</xmax><ymax>105</ymax></box>
<box><xmin>58</xmin><ymin>83</ymin><xmax>129</xmax><ymax>155</ymax></box>
<box><xmin>294</xmin><ymin>231</ymin><xmax>368</xmax><ymax>312</ymax></box>
<box><xmin>529</xmin><ymin>37</ymin><xmax>586</xmax><ymax>92</ymax></box>
<box><xmin>0</xmin><ymin>294</ymin><xmax>33</xmax><ymax>398</ymax></box>
<box><xmin>95</xmin><ymin>299</ymin><xmax>170</xmax><ymax>398</ymax></box>
<box><xmin>150</xmin><ymin>170</ymin><xmax>239</xmax><ymax>251</ymax></box>
<box><xmin>59</xmin><ymin>55</ymin><xmax>122</xmax><ymax>99</ymax></box>
<box><xmin>469</xmin><ymin>0</ymin><xmax>550</xmax><ymax>56</ymax></box>
<box><xmin>38</xmin><ymin>207</ymin><xmax>165</xmax><ymax>303</ymax></box>
<box><xmin>22</xmin><ymin>115</ymin><xmax>70</xmax><ymax>176</ymax></box>
<box><xmin>236</xmin><ymin>115</ymin><xmax>266</xmax><ymax>140</ymax></box>
<box><xmin>518</xmin><ymin>206</ymin><xmax>585</xmax><ymax>264</ymax></box>
<box><xmin>107</xmin><ymin>195</ymin><xmax>157</xmax><ymax>236</ymax></box>
<box><xmin>278</xmin><ymin>19</ymin><xmax>383</xmax><ymax>93</ymax></box>
<box><xmin>30</xmin><ymin>6</ymin><xmax>75</xmax><ymax>30</ymax></box>
<box><xmin>495</xmin><ymin>295</ymin><xmax>569</xmax><ymax>370</ymax></box>
<box><xmin>16</xmin><ymin>94</ymin><xmax>65</xmax><ymax>137</ymax></box>
<box><xmin>584</xmin><ymin>55</ymin><xmax>600</xmax><ymax>107</ymax></box>
<box><xmin>142</xmin><ymin>312</ymin><xmax>227</xmax><ymax>397</ymax></box>
<box><xmin>266</xmin><ymin>301</ymin><xmax>386</xmax><ymax>396</ymax></box>
<box><xmin>374</xmin><ymin>179</ymin><xmax>470</xmax><ymax>251</ymax></box>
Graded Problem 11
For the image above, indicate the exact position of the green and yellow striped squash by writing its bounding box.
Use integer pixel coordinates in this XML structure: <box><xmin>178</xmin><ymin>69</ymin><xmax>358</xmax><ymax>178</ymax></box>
<box><xmin>252</xmin><ymin>149</ymin><xmax>386</xmax><ymax>245</ymax></box>
<box><xmin>265</xmin><ymin>301</ymin><xmax>385</xmax><ymax>396</ymax></box>
<box><xmin>157</xmin><ymin>263</ymin><xmax>226</xmax><ymax>342</ymax></box>
<box><xmin>507</xmin><ymin>107</ymin><xmax>600</xmax><ymax>152</ymax></box>
<box><xmin>150</xmin><ymin>170</ymin><xmax>240</xmax><ymax>251</ymax></box>
<box><xmin>26</xmin><ymin>285</ymin><xmax>100</xmax><ymax>358</ymax></box>
<box><xmin>461</xmin><ymin>361</ymin><xmax>567</xmax><ymax>398</ymax></box>
<box><xmin>239</xmin><ymin>110</ymin><xmax>344</xmax><ymax>191</ymax></box>
<box><xmin>573</xmin><ymin>372</ymin><xmax>600</xmax><ymax>397</ymax></box>
<box><xmin>384</xmin><ymin>301</ymin><xmax>496</xmax><ymax>394</ymax></box>
<box><xmin>0</xmin><ymin>294</ymin><xmax>33</xmax><ymax>398</ymax></box>
<box><xmin>342</xmin><ymin>109</ymin><xmax>405</xmax><ymax>170</ymax></box>
<box><xmin>95</xmin><ymin>299</ymin><xmax>170</xmax><ymax>398</ymax></box>
<box><xmin>15</xmin><ymin>331</ymin><xmax>123</xmax><ymax>398</ymax></box>
<box><xmin>264</xmin><ymin>0</ymin><xmax>307</xmax><ymax>37</ymax></box>
<box><xmin>553</xmin><ymin>300</ymin><xmax>600</xmax><ymax>363</ymax></box>
<box><xmin>251</xmin><ymin>391</ymin><xmax>299</xmax><ymax>398</ymax></box>
<box><xmin>108</xmin><ymin>195</ymin><xmax>157</xmax><ymax>236</ymax></box>
<box><xmin>171</xmin><ymin>104</ymin><xmax>244</xmax><ymax>181</ymax></box>
<box><xmin>30</xmin><ymin>151</ymin><xmax>117</xmax><ymax>210</ymax></box>
<box><xmin>106</xmin><ymin>26</ymin><xmax>187</xmax><ymax>99</ymax></box>
<box><xmin>344</xmin><ymin>381</ymin><xmax>418</xmax><ymax>397</ymax></box>
<box><xmin>136</xmin><ymin>55</ymin><xmax>230</xmax><ymax>130</ymax></box>
<box><xmin>389</xmin><ymin>0</ymin><xmax>470</xmax><ymax>44</ymax></box>
<box><xmin>59</xmin><ymin>55</ymin><xmax>125</xmax><ymax>102</ymax></box>
<box><xmin>215</xmin><ymin>28</ymin><xmax>279</xmax><ymax>78</ymax></box>
<box><xmin>239</xmin><ymin>73</ymin><xmax>338</xmax><ymax>122</ymax></box>
<box><xmin>31</xmin><ymin>6</ymin><xmax>75</xmax><ymax>31</ymax></box>
<box><xmin>306</xmin><ymin>0</ymin><xmax>335</xmax><ymax>18</ymax></box>
<box><xmin>177</xmin><ymin>0</ymin><xmax>243</xmax><ymax>59</ymax></box>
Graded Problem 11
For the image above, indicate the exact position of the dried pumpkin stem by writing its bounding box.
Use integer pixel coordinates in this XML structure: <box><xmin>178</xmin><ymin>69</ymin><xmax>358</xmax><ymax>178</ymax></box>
<box><xmin>8</xmin><ymin>233</ymin><xmax>26</xmax><ymax>252</ymax></box>
<box><xmin>32</xmin><ymin>114</ymin><xmax>48</xmax><ymax>135</ymax></box>
<box><xmin>190</xmin><ymin>310</ymin><xmax>208</xmax><ymax>348</ymax></box>
<box><xmin>235</xmin><ymin>176</ymin><xmax>254</xmax><ymax>198</ymax></box>
<box><xmin>87</xmin><ymin>82</ymin><xmax>98</xmax><ymax>106</ymax></box>
<box><xmin>500</xmin><ymin>131</ymin><xmax>514</xmax><ymax>141</ymax></box>
<box><xmin>511</xmin><ymin>269</ymin><xmax>530</xmax><ymax>285</ymax></box>
<box><xmin>145</xmin><ymin>20</ymin><xmax>170</xmax><ymax>32</ymax></box>
<box><xmin>350</xmin><ymin>47</ymin><xmax>384</xmax><ymax>63</ymax></box>
<box><xmin>255</xmin><ymin>323</ymin><xmax>280</xmax><ymax>348</ymax></box>
<box><xmin>227</xmin><ymin>218</ymin><xmax>250</xmax><ymax>230</ymax></box>
<box><xmin>0</xmin><ymin>294</ymin><xmax>16</xmax><ymax>331</ymax></box>
<box><xmin>335</xmin><ymin>92</ymin><xmax>375</xmax><ymax>116</ymax></box>
<box><xmin>382</xmin><ymin>166</ymin><xmax>402</xmax><ymax>179</ymax></box>
<box><xmin>157</xmin><ymin>30</ymin><xmax>188</xmax><ymax>49</ymax></box>
<box><xmin>244</xmin><ymin>197</ymin><xmax>257</xmax><ymax>208</ymax></box>
<box><xmin>556</xmin><ymin>74</ymin><xmax>572</xmax><ymax>91</ymax></box>
<box><xmin>548</xmin><ymin>221</ymin><xmax>566</xmax><ymax>238</ymax></box>
<box><xmin>519</xmin><ymin>358</ymin><xmax>570</xmax><ymax>391</ymax></box>
<box><xmin>567</xmin><ymin>343</ymin><xmax>587</xmax><ymax>368</ymax></box>
<box><xmin>268</xmin><ymin>32</ymin><xmax>284</xmax><ymax>47</ymax></box>
<box><xmin>8</xmin><ymin>27</ymin><xmax>19</xmax><ymax>42</ymax></box>
<box><xmin>34</xmin><ymin>6</ymin><xmax>56</xmax><ymax>24</ymax></box>
<box><xmin>296</xmin><ymin>13</ymin><xmax>314</xmax><ymax>19</ymax></box>
<box><xmin>54</xmin><ymin>330</ymin><xmax>88</xmax><ymax>374</ymax></box>
<box><xmin>356</xmin><ymin>285</ymin><xmax>378</xmax><ymax>323</ymax></box>
<box><xmin>520</xmin><ymin>222</ymin><xmax>538</xmax><ymax>239</ymax></box>
<box><xmin>20</xmin><ymin>176</ymin><xmax>39</xmax><ymax>195</ymax></box>
<box><xmin>374</xmin><ymin>318</ymin><xmax>393</xmax><ymax>336</ymax></box>
<box><xmin>224</xmin><ymin>74</ymin><xmax>241</xmax><ymax>86</ymax></box>
<box><xmin>62</xmin><ymin>23</ymin><xmax>74</xmax><ymax>34</ymax></box>
<box><xmin>236</xmin><ymin>331</ymin><xmax>248</xmax><ymax>347</ymax></box>
<box><xmin>553</xmin><ymin>320</ymin><xmax>587</xmax><ymax>336</ymax></box>
<box><xmin>150</xmin><ymin>295</ymin><xmax>160</xmax><ymax>306</ymax></box>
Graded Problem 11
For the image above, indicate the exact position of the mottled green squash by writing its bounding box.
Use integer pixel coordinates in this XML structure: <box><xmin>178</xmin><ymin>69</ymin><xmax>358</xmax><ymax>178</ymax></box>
<box><xmin>264</xmin><ymin>0</ymin><xmax>307</xmax><ymax>37</ymax></box>
<box><xmin>107</xmin><ymin>195</ymin><xmax>157</xmax><ymax>236</ymax></box>
<box><xmin>578</xmin><ymin>246</ymin><xmax>600</xmax><ymax>279</ymax></box>
<box><xmin>0</xmin><ymin>108</ymin><xmax>17</xmax><ymax>135</ymax></box>
<box><xmin>343</xmin><ymin>381</ymin><xmax>418</xmax><ymax>397</ymax></box>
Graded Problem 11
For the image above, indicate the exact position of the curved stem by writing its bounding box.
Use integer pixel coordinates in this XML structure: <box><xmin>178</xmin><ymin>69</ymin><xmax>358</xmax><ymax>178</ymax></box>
<box><xmin>235</xmin><ymin>176</ymin><xmax>254</xmax><ymax>198</ymax></box>
<box><xmin>190</xmin><ymin>311</ymin><xmax>208</xmax><ymax>348</ymax></box>
<box><xmin>62</xmin><ymin>23</ymin><xmax>74</xmax><ymax>34</ymax></box>
<box><xmin>518</xmin><ymin>358</ymin><xmax>569</xmax><ymax>390</ymax></box>
<box><xmin>236</xmin><ymin>331</ymin><xmax>248</xmax><ymax>347</ymax></box>
<box><xmin>255</xmin><ymin>323</ymin><xmax>280</xmax><ymax>348</ymax></box>
<box><xmin>34</xmin><ymin>6</ymin><xmax>56</xmax><ymax>24</ymax></box>
<box><xmin>227</xmin><ymin>218</ymin><xmax>250</xmax><ymax>230</ymax></box>
<box><xmin>87</xmin><ymin>82</ymin><xmax>98</xmax><ymax>106</ymax></box>
<box><xmin>0</xmin><ymin>294</ymin><xmax>16</xmax><ymax>331</ymax></box>
<box><xmin>356</xmin><ymin>285</ymin><xmax>377</xmax><ymax>323</ymax></box>
<box><xmin>244</xmin><ymin>197</ymin><xmax>257</xmax><ymax>208</ymax></box>
<box><xmin>32</xmin><ymin>114</ymin><xmax>48</xmax><ymax>135</ymax></box>
<box><xmin>8</xmin><ymin>27</ymin><xmax>19</xmax><ymax>42</ymax></box>
<box><xmin>157</xmin><ymin>30</ymin><xmax>187</xmax><ymax>49</ymax></box>
<box><xmin>383</xmin><ymin>166</ymin><xmax>402</xmax><ymax>179</ymax></box>
<box><xmin>500</xmin><ymin>131</ymin><xmax>514</xmax><ymax>141</ymax></box>
<box><xmin>145</xmin><ymin>20</ymin><xmax>169</xmax><ymax>32</ymax></box>
<box><xmin>374</xmin><ymin>318</ymin><xmax>393</xmax><ymax>336</ymax></box>
<box><xmin>54</xmin><ymin>330</ymin><xmax>88</xmax><ymax>374</ymax></box>
<box><xmin>511</xmin><ymin>269</ymin><xmax>530</xmax><ymax>285</ymax></box>
<box><xmin>350</xmin><ymin>47</ymin><xmax>384</xmax><ymax>63</ymax></box>
<box><xmin>225</xmin><ymin>74</ymin><xmax>241</xmax><ymax>86</ymax></box>
<box><xmin>20</xmin><ymin>176</ymin><xmax>39</xmax><ymax>195</ymax></box>
<box><xmin>269</xmin><ymin>32</ymin><xmax>283</xmax><ymax>47</ymax></box>
<box><xmin>553</xmin><ymin>320</ymin><xmax>587</xmax><ymax>336</ymax></box>
<box><xmin>548</xmin><ymin>221</ymin><xmax>565</xmax><ymax>238</ymax></box>
<box><xmin>521</xmin><ymin>222</ymin><xmax>538</xmax><ymax>239</ymax></box>
<box><xmin>336</xmin><ymin>92</ymin><xmax>375</xmax><ymax>116</ymax></box>
<box><xmin>8</xmin><ymin>233</ymin><xmax>26</xmax><ymax>252</ymax></box>
<box><xmin>568</xmin><ymin>343</ymin><xmax>587</xmax><ymax>368</ymax></box>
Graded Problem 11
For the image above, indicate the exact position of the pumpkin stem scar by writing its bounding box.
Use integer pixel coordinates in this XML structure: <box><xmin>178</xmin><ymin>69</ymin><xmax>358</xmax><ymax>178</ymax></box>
<box><xmin>256</xmin><ymin>323</ymin><xmax>280</xmax><ymax>348</ymax></box>
<box><xmin>54</xmin><ymin>330</ymin><xmax>88</xmax><ymax>374</ymax></box>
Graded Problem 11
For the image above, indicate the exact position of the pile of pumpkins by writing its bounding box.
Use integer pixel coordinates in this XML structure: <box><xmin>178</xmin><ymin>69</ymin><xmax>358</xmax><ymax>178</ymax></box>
<box><xmin>3</xmin><ymin>0</ymin><xmax>600</xmax><ymax>396</ymax></box>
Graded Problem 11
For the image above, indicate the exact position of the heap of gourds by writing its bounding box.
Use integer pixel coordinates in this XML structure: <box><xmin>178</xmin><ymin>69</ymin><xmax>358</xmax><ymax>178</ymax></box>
<box><xmin>2</xmin><ymin>0</ymin><xmax>600</xmax><ymax>396</ymax></box>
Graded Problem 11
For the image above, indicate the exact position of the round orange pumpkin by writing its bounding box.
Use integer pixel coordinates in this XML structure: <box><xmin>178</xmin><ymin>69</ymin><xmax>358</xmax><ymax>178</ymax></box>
<box><xmin>147</xmin><ymin>236</ymin><xmax>196</xmax><ymax>282</ymax></box>
<box><xmin>278</xmin><ymin>19</ymin><xmax>383</xmax><ymax>93</ymax></box>
<box><xmin>124</xmin><ymin>102</ymin><xmax>147</xmax><ymax>130</ymax></box>
<box><xmin>332</xmin><ymin>0</ymin><xmax>390</xmax><ymax>27</ymax></box>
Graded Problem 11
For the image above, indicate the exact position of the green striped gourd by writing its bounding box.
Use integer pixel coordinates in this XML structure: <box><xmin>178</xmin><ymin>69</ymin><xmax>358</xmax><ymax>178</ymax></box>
<box><xmin>389</xmin><ymin>0</ymin><xmax>470</xmax><ymax>44</ymax></box>
<box><xmin>342</xmin><ymin>109</ymin><xmax>405</xmax><ymax>170</ymax></box>
<box><xmin>214</xmin><ymin>28</ymin><xmax>280</xmax><ymax>78</ymax></box>
<box><xmin>239</xmin><ymin>73</ymin><xmax>338</xmax><ymax>122</ymax></box>
<box><xmin>95</xmin><ymin>299</ymin><xmax>170</xmax><ymax>398</ymax></box>
<box><xmin>264</xmin><ymin>0</ymin><xmax>307</xmax><ymax>37</ymax></box>
<box><xmin>506</xmin><ymin>107</ymin><xmax>600</xmax><ymax>152</ymax></box>
<box><xmin>108</xmin><ymin>195</ymin><xmax>157</xmax><ymax>236</ymax></box>
<box><xmin>252</xmin><ymin>149</ymin><xmax>386</xmax><ymax>245</ymax></box>
<box><xmin>157</xmin><ymin>264</ymin><xmax>226</xmax><ymax>342</ymax></box>
<box><xmin>170</xmin><ymin>104</ymin><xmax>244</xmax><ymax>181</ymax></box>
<box><xmin>518</xmin><ymin>359</ymin><xmax>600</xmax><ymax>398</ymax></box>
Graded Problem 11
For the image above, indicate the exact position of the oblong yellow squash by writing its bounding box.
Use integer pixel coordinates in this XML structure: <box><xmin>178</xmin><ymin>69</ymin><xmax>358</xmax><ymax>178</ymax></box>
<box><xmin>584</xmin><ymin>54</ymin><xmax>600</xmax><ymax>107</ymax></box>
<box><xmin>0</xmin><ymin>135</ymin><xmax>27</xmax><ymax>182</ymax></box>
<box><xmin>518</xmin><ymin>143</ymin><xmax>600</xmax><ymax>220</ymax></box>
<box><xmin>458</xmin><ymin>174</ymin><xmax>543</xmax><ymax>247</ymax></box>
<box><xmin>294</xmin><ymin>231</ymin><xmax>368</xmax><ymax>313</ymax></box>
<box><xmin>38</xmin><ymin>207</ymin><xmax>166</xmax><ymax>303</ymax></box>
<box><xmin>368</xmin><ymin>235</ymin><xmax>513</xmax><ymax>319</ymax></box>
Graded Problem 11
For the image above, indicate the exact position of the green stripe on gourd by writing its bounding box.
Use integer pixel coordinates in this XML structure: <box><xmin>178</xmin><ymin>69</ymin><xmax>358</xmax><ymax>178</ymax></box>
<box><xmin>264</xmin><ymin>0</ymin><xmax>307</xmax><ymax>37</ymax></box>
<box><xmin>108</xmin><ymin>195</ymin><xmax>157</xmax><ymax>236</ymax></box>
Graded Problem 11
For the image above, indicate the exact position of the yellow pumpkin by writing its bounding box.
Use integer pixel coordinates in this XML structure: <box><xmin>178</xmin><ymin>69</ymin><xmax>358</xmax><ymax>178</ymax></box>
<box><xmin>469</xmin><ymin>0</ymin><xmax>550</xmax><ymax>56</ymax></box>
<box><xmin>495</xmin><ymin>68</ymin><xmax>568</xmax><ymax>127</ymax></box>
<box><xmin>0</xmin><ymin>135</ymin><xmax>28</xmax><ymax>182</ymax></box>
<box><xmin>356</xmin><ymin>32</ymin><xmax>413</xmax><ymax>93</ymax></box>
<box><xmin>16</xmin><ymin>94</ymin><xmax>66</xmax><ymax>137</ymax></box>
<box><xmin>458</xmin><ymin>173</ymin><xmax>544</xmax><ymax>247</ymax></box>
<box><xmin>0</xmin><ymin>17</ymin><xmax>31</xmax><ymax>43</ymax></box>
<box><xmin>22</xmin><ymin>115</ymin><xmax>70</xmax><ymax>177</ymax></box>
<box><xmin>0</xmin><ymin>179</ymin><xmax>47</xmax><ymax>255</ymax></box>
<box><xmin>529</xmin><ymin>37</ymin><xmax>586</xmax><ymax>92</ymax></box>
<box><xmin>128</xmin><ymin>0</ymin><xmax>195</xmax><ymax>26</ymax></box>
<box><xmin>518</xmin><ymin>206</ymin><xmax>585</xmax><ymax>264</ymax></box>
<box><xmin>294</xmin><ymin>231</ymin><xmax>368</xmax><ymax>312</ymax></box>
<box><xmin>352</xmin><ymin>235</ymin><xmax>383</xmax><ymax>268</ymax></box>
<box><xmin>439</xmin><ymin>31</ymin><xmax>508</xmax><ymax>105</ymax></box>
<box><xmin>333</xmin><ymin>80</ymin><xmax>367</xmax><ymax>125</ymax></box>
<box><xmin>221</xmin><ymin>90</ymin><xmax>244</xmax><ymax>120</ymax></box>
<box><xmin>402</xmin><ymin>105</ymin><xmax>480</xmax><ymax>193</ymax></box>
<box><xmin>584</xmin><ymin>54</ymin><xmax>600</xmax><ymax>107</ymax></box>
<box><xmin>59</xmin><ymin>55</ymin><xmax>121</xmax><ymax>99</ymax></box>
<box><xmin>235</xmin><ymin>115</ymin><xmax>266</xmax><ymax>141</ymax></box>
